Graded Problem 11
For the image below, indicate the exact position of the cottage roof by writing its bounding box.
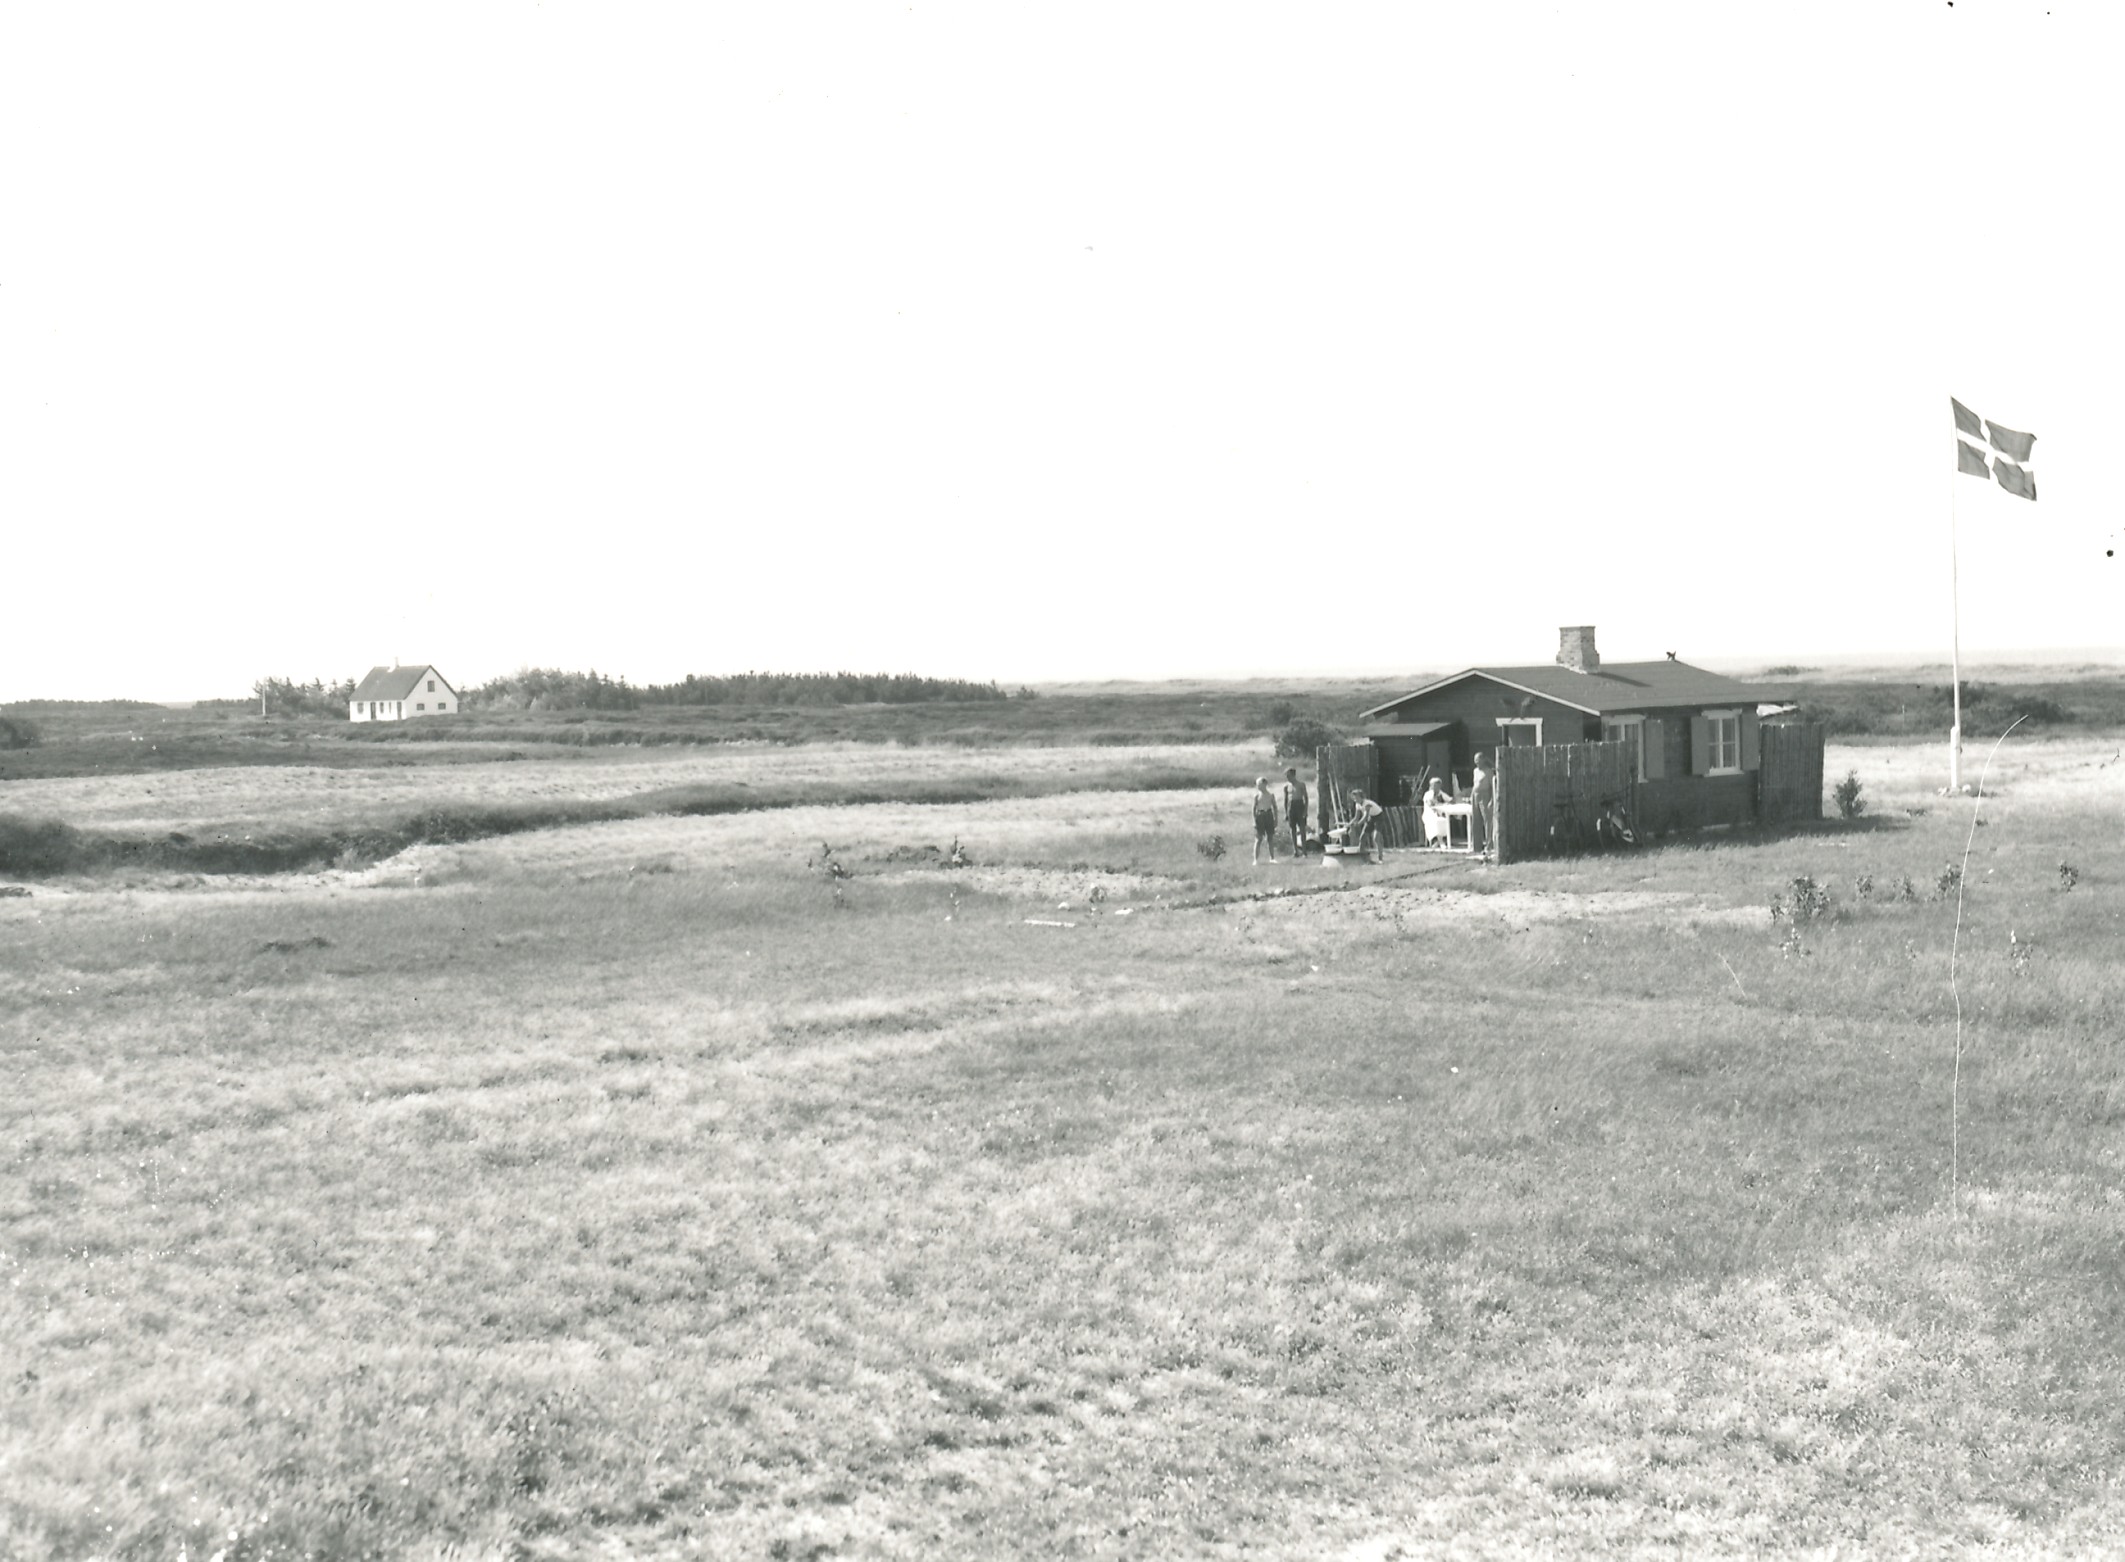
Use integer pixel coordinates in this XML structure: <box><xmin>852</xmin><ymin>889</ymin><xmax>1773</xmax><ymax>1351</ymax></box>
<box><xmin>1361</xmin><ymin>661</ymin><xmax>1792</xmax><ymax>720</ymax></box>
<box><xmin>350</xmin><ymin>665</ymin><xmax>450</xmax><ymax>702</ymax></box>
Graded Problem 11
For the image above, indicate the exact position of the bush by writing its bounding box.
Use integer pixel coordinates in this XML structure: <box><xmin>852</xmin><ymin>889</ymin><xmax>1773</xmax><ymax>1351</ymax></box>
<box><xmin>1275</xmin><ymin>718</ymin><xmax>1341</xmax><ymax>759</ymax></box>
<box><xmin>1196</xmin><ymin>834</ymin><xmax>1228</xmax><ymax>862</ymax></box>
<box><xmin>0</xmin><ymin>814</ymin><xmax>83</xmax><ymax>874</ymax></box>
<box><xmin>0</xmin><ymin>716</ymin><xmax>42</xmax><ymax>750</ymax></box>
<box><xmin>1770</xmin><ymin>875</ymin><xmax>1832</xmax><ymax>924</ymax></box>
<box><xmin>1832</xmin><ymin>769</ymin><xmax>1865</xmax><ymax>820</ymax></box>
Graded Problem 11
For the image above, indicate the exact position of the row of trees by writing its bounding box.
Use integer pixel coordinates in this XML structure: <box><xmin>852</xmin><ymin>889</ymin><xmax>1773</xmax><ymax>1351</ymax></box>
<box><xmin>252</xmin><ymin>676</ymin><xmax>357</xmax><ymax>718</ymax></box>
<box><xmin>636</xmin><ymin>672</ymin><xmax>1012</xmax><ymax>707</ymax></box>
<box><xmin>465</xmin><ymin>669</ymin><xmax>644</xmax><ymax>713</ymax></box>
<box><xmin>463</xmin><ymin>669</ymin><xmax>1016</xmax><ymax>713</ymax></box>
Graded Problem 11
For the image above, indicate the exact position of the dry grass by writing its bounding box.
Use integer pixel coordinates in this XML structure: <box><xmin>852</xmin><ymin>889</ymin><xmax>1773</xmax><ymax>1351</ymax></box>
<box><xmin>1</xmin><ymin>742</ymin><xmax>1262</xmax><ymax>837</ymax></box>
<box><xmin>3</xmin><ymin>734</ymin><xmax>2123</xmax><ymax>1557</ymax></box>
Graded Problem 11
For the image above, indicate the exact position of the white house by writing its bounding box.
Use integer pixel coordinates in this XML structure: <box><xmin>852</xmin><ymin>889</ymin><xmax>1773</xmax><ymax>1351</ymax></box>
<box><xmin>349</xmin><ymin>664</ymin><xmax>459</xmax><ymax>722</ymax></box>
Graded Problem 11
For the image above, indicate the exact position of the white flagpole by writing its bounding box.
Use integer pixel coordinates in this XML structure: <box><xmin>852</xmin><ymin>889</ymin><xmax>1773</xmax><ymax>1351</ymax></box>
<box><xmin>1950</xmin><ymin>455</ymin><xmax>1962</xmax><ymax>794</ymax></box>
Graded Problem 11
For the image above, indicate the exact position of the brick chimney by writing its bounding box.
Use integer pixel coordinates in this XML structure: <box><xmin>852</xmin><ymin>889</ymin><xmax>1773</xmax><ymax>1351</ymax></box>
<box><xmin>1557</xmin><ymin>625</ymin><xmax>1599</xmax><ymax>673</ymax></box>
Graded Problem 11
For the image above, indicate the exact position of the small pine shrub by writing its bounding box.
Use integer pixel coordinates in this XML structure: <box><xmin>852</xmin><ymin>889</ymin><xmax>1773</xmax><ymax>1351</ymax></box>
<box><xmin>1832</xmin><ymin>769</ymin><xmax>1865</xmax><ymax>820</ymax></box>
<box><xmin>2058</xmin><ymin>861</ymin><xmax>2080</xmax><ymax>891</ymax></box>
<box><xmin>1197</xmin><ymin>834</ymin><xmax>1228</xmax><ymax>862</ymax></box>
<box><xmin>1936</xmin><ymin>861</ymin><xmax>1963</xmax><ymax>898</ymax></box>
<box><xmin>0</xmin><ymin>716</ymin><xmax>43</xmax><ymax>750</ymax></box>
<box><xmin>1771</xmin><ymin>875</ymin><xmax>1832</xmax><ymax>924</ymax></box>
<box><xmin>1855</xmin><ymin>873</ymin><xmax>1874</xmax><ymax>900</ymax></box>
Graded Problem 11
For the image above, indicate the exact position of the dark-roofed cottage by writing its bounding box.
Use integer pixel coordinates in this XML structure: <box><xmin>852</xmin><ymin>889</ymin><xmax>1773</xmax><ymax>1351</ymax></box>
<box><xmin>1358</xmin><ymin>627</ymin><xmax>1797</xmax><ymax>833</ymax></box>
<box><xmin>349</xmin><ymin>664</ymin><xmax>459</xmax><ymax>723</ymax></box>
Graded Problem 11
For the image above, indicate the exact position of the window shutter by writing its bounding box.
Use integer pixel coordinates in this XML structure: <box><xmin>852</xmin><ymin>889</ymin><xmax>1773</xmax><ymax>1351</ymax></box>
<box><xmin>1740</xmin><ymin>711</ymin><xmax>1761</xmax><ymax>771</ymax></box>
<box><xmin>1642</xmin><ymin>718</ymin><xmax>1665</xmax><ymax>779</ymax></box>
<box><xmin>1689</xmin><ymin>716</ymin><xmax>1712</xmax><ymax>776</ymax></box>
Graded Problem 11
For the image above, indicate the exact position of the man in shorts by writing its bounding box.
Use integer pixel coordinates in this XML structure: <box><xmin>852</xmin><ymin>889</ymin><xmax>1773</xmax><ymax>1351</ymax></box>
<box><xmin>1252</xmin><ymin>777</ymin><xmax>1280</xmax><ymax>865</ymax></box>
<box><xmin>1282</xmin><ymin>766</ymin><xmax>1310</xmax><ymax>855</ymax></box>
<box><xmin>1471</xmin><ymin>752</ymin><xmax>1496</xmax><ymax>859</ymax></box>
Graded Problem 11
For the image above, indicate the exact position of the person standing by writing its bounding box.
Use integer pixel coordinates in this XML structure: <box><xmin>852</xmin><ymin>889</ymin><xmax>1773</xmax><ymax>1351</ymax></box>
<box><xmin>1251</xmin><ymin>777</ymin><xmax>1280</xmax><ymax>865</ymax></box>
<box><xmin>1282</xmin><ymin>766</ymin><xmax>1310</xmax><ymax>855</ymax></box>
<box><xmin>1471</xmin><ymin>752</ymin><xmax>1496</xmax><ymax>860</ymax></box>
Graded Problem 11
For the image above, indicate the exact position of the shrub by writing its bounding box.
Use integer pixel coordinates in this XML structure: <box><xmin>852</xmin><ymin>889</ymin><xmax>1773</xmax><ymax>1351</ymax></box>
<box><xmin>1267</xmin><ymin>700</ymin><xmax>1297</xmax><ymax>727</ymax></box>
<box><xmin>0</xmin><ymin>814</ymin><xmax>84</xmax><ymax>874</ymax></box>
<box><xmin>1275</xmin><ymin>718</ymin><xmax>1341</xmax><ymax>759</ymax></box>
<box><xmin>2058</xmin><ymin>861</ymin><xmax>2080</xmax><ymax>892</ymax></box>
<box><xmin>1196</xmin><ymin>834</ymin><xmax>1228</xmax><ymax>862</ymax></box>
<box><xmin>0</xmin><ymin>716</ymin><xmax>42</xmax><ymax>750</ymax></box>
<box><xmin>1832</xmin><ymin>769</ymin><xmax>1865</xmax><ymax>820</ymax></box>
<box><xmin>1855</xmin><ymin>874</ymin><xmax>1874</xmax><ymax>900</ymax></box>
<box><xmin>1936</xmin><ymin>861</ymin><xmax>1964</xmax><ymax>898</ymax></box>
<box><xmin>1770</xmin><ymin>875</ymin><xmax>1831</xmax><ymax>924</ymax></box>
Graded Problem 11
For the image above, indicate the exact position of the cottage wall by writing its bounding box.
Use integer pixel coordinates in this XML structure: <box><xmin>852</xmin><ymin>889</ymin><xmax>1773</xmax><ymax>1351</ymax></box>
<box><xmin>1637</xmin><ymin>775</ymin><xmax>1755</xmax><ymax>832</ymax></box>
<box><xmin>1372</xmin><ymin>679</ymin><xmax>1600</xmax><ymax>779</ymax></box>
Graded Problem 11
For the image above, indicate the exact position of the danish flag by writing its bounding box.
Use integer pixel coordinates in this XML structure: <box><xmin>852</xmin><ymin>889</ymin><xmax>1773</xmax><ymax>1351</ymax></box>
<box><xmin>1952</xmin><ymin>398</ymin><xmax>2036</xmax><ymax>501</ymax></box>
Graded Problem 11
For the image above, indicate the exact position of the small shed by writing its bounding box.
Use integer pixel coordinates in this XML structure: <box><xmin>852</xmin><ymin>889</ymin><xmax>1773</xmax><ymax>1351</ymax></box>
<box><xmin>349</xmin><ymin>665</ymin><xmax>459</xmax><ymax>722</ymax></box>
<box><xmin>1358</xmin><ymin>626</ymin><xmax>1800</xmax><ymax>832</ymax></box>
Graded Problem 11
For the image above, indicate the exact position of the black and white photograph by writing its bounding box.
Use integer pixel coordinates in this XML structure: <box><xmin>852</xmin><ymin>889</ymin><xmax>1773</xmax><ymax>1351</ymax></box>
<box><xmin>4</xmin><ymin>2</ymin><xmax>2122</xmax><ymax>1556</ymax></box>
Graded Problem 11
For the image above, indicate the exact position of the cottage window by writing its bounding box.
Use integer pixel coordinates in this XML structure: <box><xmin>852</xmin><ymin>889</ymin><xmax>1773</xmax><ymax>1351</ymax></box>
<box><xmin>1601</xmin><ymin>716</ymin><xmax>1646</xmax><ymax>780</ymax></box>
<box><xmin>1498</xmin><ymin>718</ymin><xmax>1543</xmax><ymax>747</ymax></box>
<box><xmin>416</xmin><ymin>703</ymin><xmax>426</xmax><ymax>711</ymax></box>
<box><xmin>427</xmin><ymin>679</ymin><xmax>435</xmax><ymax>692</ymax></box>
<box><xmin>1704</xmin><ymin>709</ymin><xmax>1741</xmax><ymax>775</ymax></box>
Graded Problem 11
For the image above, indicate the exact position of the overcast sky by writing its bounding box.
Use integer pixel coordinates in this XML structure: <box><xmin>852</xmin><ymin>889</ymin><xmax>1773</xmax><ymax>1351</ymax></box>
<box><xmin>4</xmin><ymin>2</ymin><xmax>2118</xmax><ymax>701</ymax></box>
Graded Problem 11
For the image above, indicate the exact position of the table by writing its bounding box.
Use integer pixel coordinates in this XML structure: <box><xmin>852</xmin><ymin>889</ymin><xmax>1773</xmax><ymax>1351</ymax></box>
<box><xmin>1425</xmin><ymin>802</ymin><xmax>1477</xmax><ymax>852</ymax></box>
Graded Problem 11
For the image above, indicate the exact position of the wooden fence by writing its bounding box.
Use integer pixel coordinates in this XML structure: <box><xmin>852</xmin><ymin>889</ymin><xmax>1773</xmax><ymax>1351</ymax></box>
<box><xmin>1758</xmin><ymin>721</ymin><xmax>1826</xmax><ymax>824</ymax></box>
<box><xmin>1494</xmin><ymin>741</ymin><xmax>1637</xmax><ymax>866</ymax></box>
<box><xmin>1312</xmin><ymin>744</ymin><xmax>1436</xmax><ymax>849</ymax></box>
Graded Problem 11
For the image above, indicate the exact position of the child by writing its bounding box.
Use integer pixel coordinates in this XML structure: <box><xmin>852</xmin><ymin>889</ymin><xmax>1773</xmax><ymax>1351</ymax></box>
<box><xmin>1344</xmin><ymin>790</ymin><xmax>1385</xmax><ymax>861</ymax></box>
<box><xmin>1252</xmin><ymin>777</ymin><xmax>1280</xmax><ymax>865</ymax></box>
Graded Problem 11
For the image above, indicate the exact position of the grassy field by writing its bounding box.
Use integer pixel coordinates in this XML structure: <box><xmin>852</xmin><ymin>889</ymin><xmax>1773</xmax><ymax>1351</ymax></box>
<box><xmin>4</xmin><ymin>734</ymin><xmax>2124</xmax><ymax>1556</ymax></box>
<box><xmin>4</xmin><ymin>661</ymin><xmax>2121</xmax><ymax>783</ymax></box>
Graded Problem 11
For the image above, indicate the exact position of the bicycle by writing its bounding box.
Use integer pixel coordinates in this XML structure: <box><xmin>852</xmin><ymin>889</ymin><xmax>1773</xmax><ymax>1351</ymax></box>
<box><xmin>1594</xmin><ymin>795</ymin><xmax>1638</xmax><ymax>849</ymax></box>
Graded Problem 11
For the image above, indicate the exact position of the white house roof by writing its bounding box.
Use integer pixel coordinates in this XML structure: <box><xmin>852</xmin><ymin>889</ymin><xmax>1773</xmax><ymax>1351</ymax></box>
<box><xmin>350</xmin><ymin>665</ymin><xmax>452</xmax><ymax>702</ymax></box>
